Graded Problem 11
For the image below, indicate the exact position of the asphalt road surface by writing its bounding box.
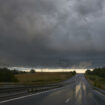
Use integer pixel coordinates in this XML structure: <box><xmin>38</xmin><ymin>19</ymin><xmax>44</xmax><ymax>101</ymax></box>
<box><xmin>0</xmin><ymin>74</ymin><xmax>105</xmax><ymax>105</ymax></box>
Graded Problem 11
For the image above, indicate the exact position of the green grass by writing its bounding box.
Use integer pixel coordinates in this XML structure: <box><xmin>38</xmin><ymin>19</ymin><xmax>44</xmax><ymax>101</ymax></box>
<box><xmin>85</xmin><ymin>74</ymin><xmax>105</xmax><ymax>90</ymax></box>
<box><xmin>15</xmin><ymin>72</ymin><xmax>74</xmax><ymax>85</ymax></box>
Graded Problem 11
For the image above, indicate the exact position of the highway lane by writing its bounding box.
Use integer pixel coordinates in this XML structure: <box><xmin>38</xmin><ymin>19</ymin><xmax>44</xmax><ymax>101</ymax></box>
<box><xmin>0</xmin><ymin>74</ymin><xmax>105</xmax><ymax>105</ymax></box>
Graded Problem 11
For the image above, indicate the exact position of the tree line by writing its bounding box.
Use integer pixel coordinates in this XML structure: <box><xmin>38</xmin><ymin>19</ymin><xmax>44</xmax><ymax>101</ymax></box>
<box><xmin>86</xmin><ymin>68</ymin><xmax>105</xmax><ymax>78</ymax></box>
<box><xmin>0</xmin><ymin>68</ymin><xmax>76</xmax><ymax>82</ymax></box>
<box><xmin>0</xmin><ymin>68</ymin><xmax>29</xmax><ymax>82</ymax></box>
<box><xmin>0</xmin><ymin>68</ymin><xmax>18</xmax><ymax>82</ymax></box>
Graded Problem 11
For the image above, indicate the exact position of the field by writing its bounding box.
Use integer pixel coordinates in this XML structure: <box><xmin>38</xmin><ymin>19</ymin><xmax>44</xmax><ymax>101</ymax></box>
<box><xmin>15</xmin><ymin>72</ymin><xmax>75</xmax><ymax>85</ymax></box>
<box><xmin>85</xmin><ymin>74</ymin><xmax>105</xmax><ymax>90</ymax></box>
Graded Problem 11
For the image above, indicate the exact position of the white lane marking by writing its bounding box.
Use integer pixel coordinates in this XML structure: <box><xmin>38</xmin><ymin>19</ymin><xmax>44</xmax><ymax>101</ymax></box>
<box><xmin>0</xmin><ymin>86</ymin><xmax>66</xmax><ymax>104</ymax></box>
<box><xmin>65</xmin><ymin>97</ymin><xmax>71</xmax><ymax>103</ymax></box>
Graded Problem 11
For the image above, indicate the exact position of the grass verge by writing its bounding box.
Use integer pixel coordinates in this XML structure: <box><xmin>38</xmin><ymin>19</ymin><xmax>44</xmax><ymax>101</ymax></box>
<box><xmin>85</xmin><ymin>74</ymin><xmax>105</xmax><ymax>90</ymax></box>
<box><xmin>15</xmin><ymin>72</ymin><xmax>75</xmax><ymax>85</ymax></box>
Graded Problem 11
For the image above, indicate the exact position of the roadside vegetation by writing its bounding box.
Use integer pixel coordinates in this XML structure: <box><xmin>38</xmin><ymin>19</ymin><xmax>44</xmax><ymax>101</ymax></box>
<box><xmin>0</xmin><ymin>68</ymin><xmax>76</xmax><ymax>85</ymax></box>
<box><xmin>85</xmin><ymin>68</ymin><xmax>105</xmax><ymax>90</ymax></box>
<box><xmin>15</xmin><ymin>71</ymin><xmax>76</xmax><ymax>85</ymax></box>
<box><xmin>0</xmin><ymin>68</ymin><xmax>18</xmax><ymax>82</ymax></box>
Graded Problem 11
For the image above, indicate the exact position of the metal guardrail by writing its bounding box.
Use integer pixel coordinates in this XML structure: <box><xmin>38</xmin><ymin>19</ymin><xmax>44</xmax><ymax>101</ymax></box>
<box><xmin>0</xmin><ymin>84</ymin><xmax>63</xmax><ymax>100</ymax></box>
<box><xmin>85</xmin><ymin>75</ymin><xmax>105</xmax><ymax>96</ymax></box>
<box><xmin>94</xmin><ymin>87</ymin><xmax>105</xmax><ymax>95</ymax></box>
<box><xmin>0</xmin><ymin>75</ymin><xmax>76</xmax><ymax>101</ymax></box>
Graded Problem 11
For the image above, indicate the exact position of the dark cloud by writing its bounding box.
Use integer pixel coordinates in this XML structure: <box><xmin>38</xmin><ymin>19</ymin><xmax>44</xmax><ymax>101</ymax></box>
<box><xmin>0</xmin><ymin>0</ymin><xmax>105</xmax><ymax>68</ymax></box>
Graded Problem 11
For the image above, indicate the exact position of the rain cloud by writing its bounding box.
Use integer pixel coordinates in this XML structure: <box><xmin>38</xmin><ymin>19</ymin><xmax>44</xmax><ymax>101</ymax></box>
<box><xmin>0</xmin><ymin>0</ymin><xmax>105</xmax><ymax>68</ymax></box>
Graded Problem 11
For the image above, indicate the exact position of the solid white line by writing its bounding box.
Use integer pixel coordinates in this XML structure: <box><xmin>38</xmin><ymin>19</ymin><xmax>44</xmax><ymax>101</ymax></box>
<box><xmin>0</xmin><ymin>86</ymin><xmax>65</xmax><ymax>104</ymax></box>
<box><xmin>65</xmin><ymin>97</ymin><xmax>71</xmax><ymax>103</ymax></box>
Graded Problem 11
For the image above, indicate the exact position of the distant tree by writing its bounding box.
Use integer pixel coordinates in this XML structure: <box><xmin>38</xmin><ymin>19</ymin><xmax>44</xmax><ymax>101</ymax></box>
<box><xmin>72</xmin><ymin>71</ymin><xmax>76</xmax><ymax>75</ymax></box>
<box><xmin>30</xmin><ymin>69</ymin><xmax>35</xmax><ymax>73</ymax></box>
<box><xmin>12</xmin><ymin>69</ymin><xmax>19</xmax><ymax>74</ymax></box>
<box><xmin>0</xmin><ymin>68</ymin><xmax>18</xmax><ymax>82</ymax></box>
<box><xmin>11</xmin><ymin>70</ymin><xmax>26</xmax><ymax>74</ymax></box>
<box><xmin>92</xmin><ymin>68</ymin><xmax>105</xmax><ymax>77</ymax></box>
<box><xmin>85</xmin><ymin>68</ymin><xmax>105</xmax><ymax>78</ymax></box>
<box><xmin>86</xmin><ymin>70</ymin><xmax>91</xmax><ymax>75</ymax></box>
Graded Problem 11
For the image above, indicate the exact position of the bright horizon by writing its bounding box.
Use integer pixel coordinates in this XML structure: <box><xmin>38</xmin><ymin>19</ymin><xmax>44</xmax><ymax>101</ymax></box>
<box><xmin>9</xmin><ymin>67</ymin><xmax>93</xmax><ymax>73</ymax></box>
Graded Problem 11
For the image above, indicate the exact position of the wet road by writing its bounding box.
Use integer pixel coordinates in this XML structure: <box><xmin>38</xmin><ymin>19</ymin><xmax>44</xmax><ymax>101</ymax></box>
<box><xmin>0</xmin><ymin>74</ymin><xmax>105</xmax><ymax>105</ymax></box>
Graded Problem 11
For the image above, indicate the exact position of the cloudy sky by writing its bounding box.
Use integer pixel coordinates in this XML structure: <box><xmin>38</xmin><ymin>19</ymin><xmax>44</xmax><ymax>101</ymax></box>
<box><xmin>0</xmin><ymin>0</ymin><xmax>105</xmax><ymax>68</ymax></box>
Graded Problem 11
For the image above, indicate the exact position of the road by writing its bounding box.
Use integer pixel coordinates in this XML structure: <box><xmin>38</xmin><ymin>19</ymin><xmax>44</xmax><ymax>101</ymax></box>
<box><xmin>0</xmin><ymin>74</ymin><xmax>105</xmax><ymax>105</ymax></box>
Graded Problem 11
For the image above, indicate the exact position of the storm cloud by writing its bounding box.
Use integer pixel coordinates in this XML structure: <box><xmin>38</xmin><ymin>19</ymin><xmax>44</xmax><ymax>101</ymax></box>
<box><xmin>0</xmin><ymin>0</ymin><xmax>105</xmax><ymax>68</ymax></box>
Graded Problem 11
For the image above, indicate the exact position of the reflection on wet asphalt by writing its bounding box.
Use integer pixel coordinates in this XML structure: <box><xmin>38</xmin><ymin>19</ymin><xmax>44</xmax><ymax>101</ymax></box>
<box><xmin>0</xmin><ymin>74</ymin><xmax>105</xmax><ymax>105</ymax></box>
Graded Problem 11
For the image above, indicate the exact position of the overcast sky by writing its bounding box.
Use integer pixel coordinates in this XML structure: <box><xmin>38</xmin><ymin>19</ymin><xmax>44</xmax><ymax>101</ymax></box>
<box><xmin>0</xmin><ymin>0</ymin><xmax>105</xmax><ymax>68</ymax></box>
